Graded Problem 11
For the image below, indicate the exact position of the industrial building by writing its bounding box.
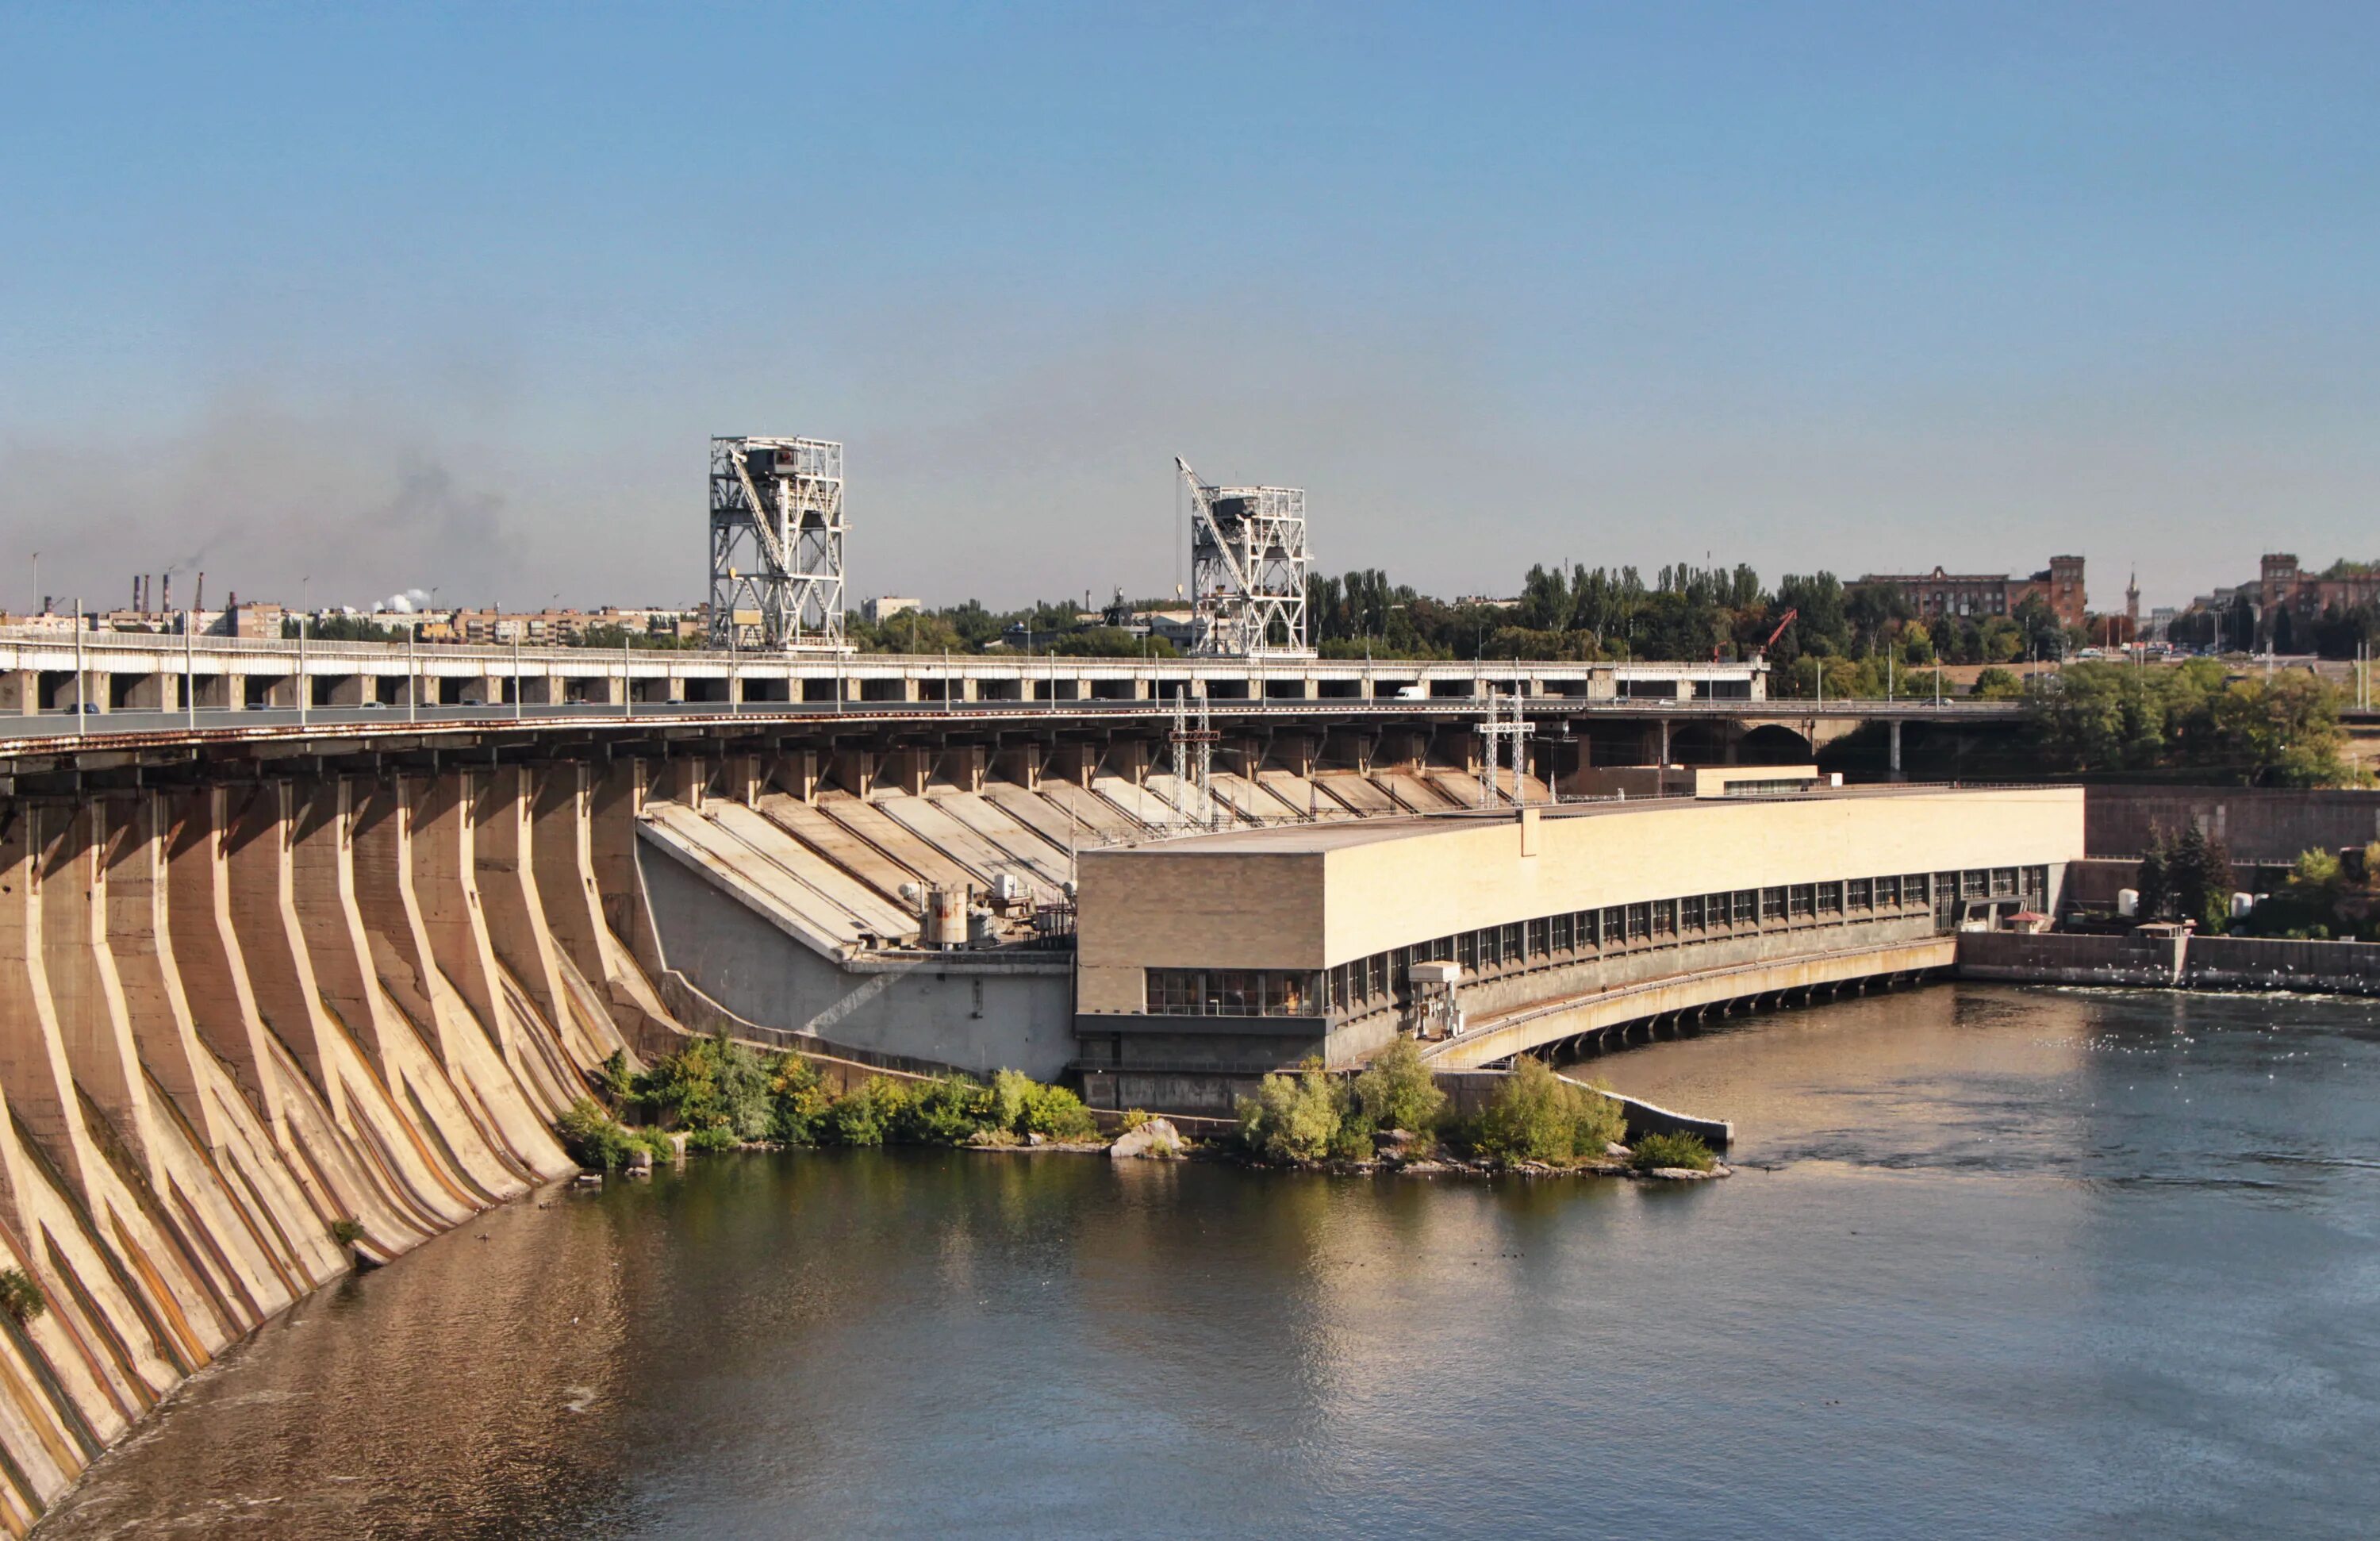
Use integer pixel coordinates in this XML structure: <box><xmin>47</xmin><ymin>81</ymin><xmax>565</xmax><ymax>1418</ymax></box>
<box><xmin>1071</xmin><ymin>785</ymin><xmax>2085</xmax><ymax>1112</ymax></box>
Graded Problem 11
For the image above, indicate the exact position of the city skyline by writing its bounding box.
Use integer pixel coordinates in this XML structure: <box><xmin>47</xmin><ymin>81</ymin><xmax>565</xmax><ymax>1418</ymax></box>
<box><xmin>6</xmin><ymin>4</ymin><xmax>2378</xmax><ymax>613</ymax></box>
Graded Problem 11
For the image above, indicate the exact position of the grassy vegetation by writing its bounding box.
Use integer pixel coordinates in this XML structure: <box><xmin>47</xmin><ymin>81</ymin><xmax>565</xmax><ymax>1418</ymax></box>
<box><xmin>1630</xmin><ymin>1131</ymin><xmax>1717</xmax><ymax>1172</ymax></box>
<box><xmin>560</xmin><ymin>1036</ymin><xmax>1098</xmax><ymax>1163</ymax></box>
<box><xmin>1457</xmin><ymin>1058</ymin><xmax>1627</xmax><ymax>1167</ymax></box>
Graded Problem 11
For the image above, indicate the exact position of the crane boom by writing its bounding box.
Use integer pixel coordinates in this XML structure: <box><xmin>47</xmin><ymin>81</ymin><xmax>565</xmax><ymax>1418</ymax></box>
<box><xmin>1173</xmin><ymin>457</ymin><xmax>1253</xmax><ymax>598</ymax></box>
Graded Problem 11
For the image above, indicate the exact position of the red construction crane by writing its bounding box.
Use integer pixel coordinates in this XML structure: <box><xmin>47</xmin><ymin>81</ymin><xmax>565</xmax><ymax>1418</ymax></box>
<box><xmin>1718</xmin><ymin>607</ymin><xmax>1799</xmax><ymax>662</ymax></box>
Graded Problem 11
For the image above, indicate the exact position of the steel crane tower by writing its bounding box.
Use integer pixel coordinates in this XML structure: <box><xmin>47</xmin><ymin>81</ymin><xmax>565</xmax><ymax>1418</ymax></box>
<box><xmin>708</xmin><ymin>436</ymin><xmax>850</xmax><ymax>652</ymax></box>
<box><xmin>1174</xmin><ymin>456</ymin><xmax>1312</xmax><ymax>658</ymax></box>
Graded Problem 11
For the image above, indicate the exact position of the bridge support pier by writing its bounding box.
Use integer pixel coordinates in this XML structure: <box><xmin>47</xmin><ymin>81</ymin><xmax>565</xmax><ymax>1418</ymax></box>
<box><xmin>1890</xmin><ymin>720</ymin><xmax>1905</xmax><ymax>781</ymax></box>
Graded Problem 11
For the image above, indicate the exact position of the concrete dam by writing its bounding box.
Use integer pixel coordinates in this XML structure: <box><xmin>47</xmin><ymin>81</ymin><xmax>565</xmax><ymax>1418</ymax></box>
<box><xmin>0</xmin><ymin>651</ymin><xmax>2084</xmax><ymax>1526</ymax></box>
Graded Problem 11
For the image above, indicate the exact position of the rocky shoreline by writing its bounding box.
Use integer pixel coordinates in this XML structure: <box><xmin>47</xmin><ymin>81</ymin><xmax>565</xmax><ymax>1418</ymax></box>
<box><xmin>962</xmin><ymin>1118</ymin><xmax>1733</xmax><ymax>1181</ymax></box>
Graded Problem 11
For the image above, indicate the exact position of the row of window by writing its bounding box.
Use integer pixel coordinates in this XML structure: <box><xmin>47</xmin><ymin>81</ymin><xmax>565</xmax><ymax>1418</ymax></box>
<box><xmin>1145</xmin><ymin>968</ymin><xmax>1318</xmax><ymax>1017</ymax></box>
<box><xmin>1317</xmin><ymin>866</ymin><xmax>2050</xmax><ymax>1015</ymax></box>
<box><xmin>1138</xmin><ymin>865</ymin><xmax>2051</xmax><ymax>1020</ymax></box>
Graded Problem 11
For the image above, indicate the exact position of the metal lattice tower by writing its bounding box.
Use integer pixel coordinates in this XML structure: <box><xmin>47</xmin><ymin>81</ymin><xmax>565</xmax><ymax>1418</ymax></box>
<box><xmin>1169</xmin><ymin>691</ymin><xmax>1221</xmax><ymax>832</ymax></box>
<box><xmin>1477</xmin><ymin>690</ymin><xmax>1533</xmax><ymax>807</ymax></box>
<box><xmin>708</xmin><ymin>436</ymin><xmax>849</xmax><ymax>652</ymax></box>
<box><xmin>1175</xmin><ymin>456</ymin><xmax>1311</xmax><ymax>658</ymax></box>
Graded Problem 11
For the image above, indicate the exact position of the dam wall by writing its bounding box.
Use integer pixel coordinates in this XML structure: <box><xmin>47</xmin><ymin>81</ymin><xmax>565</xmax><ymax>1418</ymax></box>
<box><xmin>0</xmin><ymin>769</ymin><xmax>670</xmax><ymax>1530</ymax></box>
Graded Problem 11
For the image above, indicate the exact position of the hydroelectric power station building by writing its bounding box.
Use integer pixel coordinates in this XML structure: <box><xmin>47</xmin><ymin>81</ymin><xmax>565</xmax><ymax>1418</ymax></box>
<box><xmin>1071</xmin><ymin>786</ymin><xmax>2085</xmax><ymax>1112</ymax></box>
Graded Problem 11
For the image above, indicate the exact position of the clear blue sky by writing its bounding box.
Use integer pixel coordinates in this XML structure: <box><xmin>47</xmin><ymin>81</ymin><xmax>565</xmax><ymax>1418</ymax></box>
<box><xmin>4</xmin><ymin>2</ymin><xmax>2376</xmax><ymax>615</ymax></box>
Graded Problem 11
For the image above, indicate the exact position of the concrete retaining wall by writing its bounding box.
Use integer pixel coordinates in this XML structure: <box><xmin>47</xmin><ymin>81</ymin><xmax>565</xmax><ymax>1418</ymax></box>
<box><xmin>1956</xmin><ymin>930</ymin><xmax>2186</xmax><ymax>986</ymax></box>
<box><xmin>2086</xmin><ymin>785</ymin><xmax>2380</xmax><ymax>863</ymax></box>
<box><xmin>2182</xmin><ymin>936</ymin><xmax>2380</xmax><ymax>993</ymax></box>
<box><xmin>1958</xmin><ymin>928</ymin><xmax>2380</xmax><ymax>994</ymax></box>
<box><xmin>640</xmin><ymin>846</ymin><xmax>1077</xmax><ymax>1078</ymax></box>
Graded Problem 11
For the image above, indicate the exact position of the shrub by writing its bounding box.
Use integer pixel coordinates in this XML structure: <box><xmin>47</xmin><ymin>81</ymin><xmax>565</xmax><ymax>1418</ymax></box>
<box><xmin>557</xmin><ymin>1097</ymin><xmax>644</xmax><ymax>1170</ymax></box>
<box><xmin>1326</xmin><ymin>1109</ymin><xmax>1374</xmax><ymax>1162</ymax></box>
<box><xmin>635</xmin><ymin>1032</ymin><xmax>776</xmax><ymax>1141</ymax></box>
<box><xmin>1351</xmin><ymin>1039</ymin><xmax>1445</xmax><ymax>1134</ymax></box>
<box><xmin>895</xmin><ymin>1075</ymin><xmax>997</xmax><ymax>1145</ymax></box>
<box><xmin>328</xmin><ymin>1217</ymin><xmax>365</xmax><ymax>1247</ymax></box>
<box><xmin>1971</xmin><ymin>667</ymin><xmax>2025</xmax><ymax>701</ymax></box>
<box><xmin>1631</xmin><ymin>1131</ymin><xmax>1716</xmax><ymax>1172</ymax></box>
<box><xmin>766</xmin><ymin>1055</ymin><xmax>834</xmax><ymax>1143</ymax></box>
<box><xmin>1118</xmin><ymin>1108</ymin><xmax>1154</xmax><ymax>1133</ymax></box>
<box><xmin>988</xmin><ymin>1069</ymin><xmax>1036</xmax><ymax>1133</ymax></box>
<box><xmin>1238</xmin><ymin>1063</ymin><xmax>1343</xmax><ymax>1163</ymax></box>
<box><xmin>685</xmin><ymin>1124</ymin><xmax>743</xmax><ymax>1153</ymax></box>
<box><xmin>1466</xmin><ymin>1059</ymin><xmax>1625</xmax><ymax>1166</ymax></box>
<box><xmin>2293</xmin><ymin>847</ymin><xmax>2344</xmax><ymax>891</ymax></box>
<box><xmin>0</xmin><ymin>1269</ymin><xmax>44</xmax><ymax>1324</ymax></box>
<box><xmin>819</xmin><ymin>1077</ymin><xmax>904</xmax><ymax>1147</ymax></box>
<box><xmin>1016</xmin><ymin>1080</ymin><xmax>1098</xmax><ymax>1141</ymax></box>
<box><xmin>593</xmin><ymin>1049</ymin><xmax>636</xmax><ymax>1101</ymax></box>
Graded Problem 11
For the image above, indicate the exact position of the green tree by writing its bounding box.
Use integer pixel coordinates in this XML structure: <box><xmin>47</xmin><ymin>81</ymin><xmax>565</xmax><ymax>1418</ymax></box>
<box><xmin>1971</xmin><ymin>667</ymin><xmax>2025</xmax><ymax>700</ymax></box>
<box><xmin>1237</xmin><ymin>1063</ymin><xmax>1344</xmax><ymax>1163</ymax></box>
<box><xmin>2210</xmin><ymin>673</ymin><xmax>2355</xmax><ymax>787</ymax></box>
<box><xmin>1465</xmin><ymin>1058</ymin><xmax>1626</xmax><ymax>1166</ymax></box>
<box><xmin>1349</xmin><ymin>1038</ymin><xmax>1445</xmax><ymax>1135</ymax></box>
<box><xmin>2168</xmin><ymin>823</ymin><xmax>2235</xmax><ymax>931</ymax></box>
<box><xmin>2136</xmin><ymin>828</ymin><xmax>2173</xmax><ymax>920</ymax></box>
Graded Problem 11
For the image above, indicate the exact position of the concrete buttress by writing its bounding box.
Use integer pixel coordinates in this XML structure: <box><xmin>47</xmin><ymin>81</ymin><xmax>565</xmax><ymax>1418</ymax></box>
<box><xmin>0</xmin><ymin>806</ymin><xmax>88</xmax><ymax>1234</ymax></box>
<box><xmin>38</xmin><ymin>803</ymin><xmax>165</xmax><ymax>1193</ymax></box>
<box><xmin>222</xmin><ymin>782</ymin><xmax>349</xmax><ymax>1127</ymax></box>
<box><xmin>472</xmin><ymin>767</ymin><xmax>574</xmax><ymax>1047</ymax></box>
<box><xmin>408</xmin><ymin>771</ymin><xmax>510</xmax><ymax>1063</ymax></box>
<box><xmin>290</xmin><ymin>779</ymin><xmax>407</xmax><ymax>1078</ymax></box>
<box><xmin>163</xmin><ymin>788</ymin><xmax>289</xmax><ymax>1140</ymax></box>
<box><xmin>102</xmin><ymin>793</ymin><xmax>231</xmax><ymax>1155</ymax></box>
<box><xmin>351</xmin><ymin>780</ymin><xmax>472</xmax><ymax>1072</ymax></box>
<box><xmin>531</xmin><ymin>763</ymin><xmax>618</xmax><ymax>999</ymax></box>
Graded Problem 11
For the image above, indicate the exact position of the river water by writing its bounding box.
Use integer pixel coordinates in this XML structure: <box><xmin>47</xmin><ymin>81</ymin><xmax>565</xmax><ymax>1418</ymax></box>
<box><xmin>35</xmin><ymin>984</ymin><xmax>2380</xmax><ymax>1539</ymax></box>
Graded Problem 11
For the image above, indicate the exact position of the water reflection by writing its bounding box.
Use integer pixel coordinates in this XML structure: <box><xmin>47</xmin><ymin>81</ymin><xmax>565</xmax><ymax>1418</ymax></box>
<box><xmin>35</xmin><ymin>986</ymin><xmax>2380</xmax><ymax>1540</ymax></box>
